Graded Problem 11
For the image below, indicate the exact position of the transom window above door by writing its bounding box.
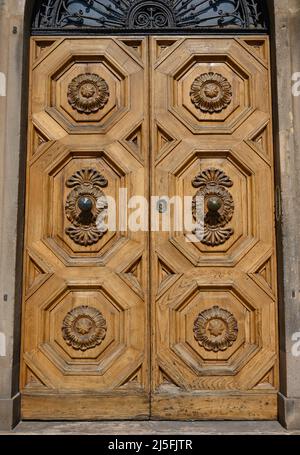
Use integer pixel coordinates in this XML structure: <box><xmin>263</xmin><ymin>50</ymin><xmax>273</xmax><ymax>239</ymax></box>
<box><xmin>32</xmin><ymin>0</ymin><xmax>268</xmax><ymax>34</ymax></box>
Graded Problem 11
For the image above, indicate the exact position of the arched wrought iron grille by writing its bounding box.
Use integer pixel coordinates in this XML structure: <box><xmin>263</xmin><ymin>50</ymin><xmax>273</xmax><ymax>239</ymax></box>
<box><xmin>31</xmin><ymin>0</ymin><xmax>269</xmax><ymax>34</ymax></box>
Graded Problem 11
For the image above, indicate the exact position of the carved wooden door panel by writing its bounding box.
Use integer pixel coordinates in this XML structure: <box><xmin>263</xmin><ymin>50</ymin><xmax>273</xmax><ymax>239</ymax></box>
<box><xmin>150</xmin><ymin>36</ymin><xmax>279</xmax><ymax>419</ymax></box>
<box><xmin>21</xmin><ymin>37</ymin><xmax>150</xmax><ymax>419</ymax></box>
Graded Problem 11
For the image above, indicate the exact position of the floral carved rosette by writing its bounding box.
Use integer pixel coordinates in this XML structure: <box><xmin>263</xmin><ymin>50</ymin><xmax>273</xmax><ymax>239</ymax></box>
<box><xmin>194</xmin><ymin>306</ymin><xmax>238</xmax><ymax>352</ymax></box>
<box><xmin>67</xmin><ymin>73</ymin><xmax>109</xmax><ymax>114</ymax></box>
<box><xmin>190</xmin><ymin>72</ymin><xmax>232</xmax><ymax>113</ymax></box>
<box><xmin>65</xmin><ymin>168</ymin><xmax>108</xmax><ymax>246</ymax></box>
<box><xmin>62</xmin><ymin>306</ymin><xmax>107</xmax><ymax>351</ymax></box>
<box><xmin>192</xmin><ymin>168</ymin><xmax>234</xmax><ymax>246</ymax></box>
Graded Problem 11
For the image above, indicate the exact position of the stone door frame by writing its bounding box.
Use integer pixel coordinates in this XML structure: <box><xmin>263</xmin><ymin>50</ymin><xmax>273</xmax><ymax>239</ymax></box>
<box><xmin>0</xmin><ymin>0</ymin><xmax>299</xmax><ymax>430</ymax></box>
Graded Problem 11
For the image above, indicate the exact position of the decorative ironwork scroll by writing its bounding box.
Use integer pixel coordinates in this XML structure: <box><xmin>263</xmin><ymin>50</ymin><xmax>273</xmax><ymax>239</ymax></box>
<box><xmin>32</xmin><ymin>1</ymin><xmax>268</xmax><ymax>33</ymax></box>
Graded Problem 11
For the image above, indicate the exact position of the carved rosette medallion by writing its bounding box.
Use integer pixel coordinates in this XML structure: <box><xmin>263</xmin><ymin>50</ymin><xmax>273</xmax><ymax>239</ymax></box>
<box><xmin>192</xmin><ymin>168</ymin><xmax>234</xmax><ymax>246</ymax></box>
<box><xmin>193</xmin><ymin>306</ymin><xmax>238</xmax><ymax>352</ymax></box>
<box><xmin>190</xmin><ymin>73</ymin><xmax>232</xmax><ymax>113</ymax></box>
<box><xmin>67</xmin><ymin>73</ymin><xmax>109</xmax><ymax>114</ymax></box>
<box><xmin>62</xmin><ymin>306</ymin><xmax>107</xmax><ymax>351</ymax></box>
<box><xmin>65</xmin><ymin>168</ymin><xmax>108</xmax><ymax>246</ymax></box>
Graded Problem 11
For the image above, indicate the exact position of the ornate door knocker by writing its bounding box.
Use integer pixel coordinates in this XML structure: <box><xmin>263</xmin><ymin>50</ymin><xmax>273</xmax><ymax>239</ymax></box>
<box><xmin>65</xmin><ymin>168</ymin><xmax>108</xmax><ymax>246</ymax></box>
<box><xmin>192</xmin><ymin>167</ymin><xmax>234</xmax><ymax>246</ymax></box>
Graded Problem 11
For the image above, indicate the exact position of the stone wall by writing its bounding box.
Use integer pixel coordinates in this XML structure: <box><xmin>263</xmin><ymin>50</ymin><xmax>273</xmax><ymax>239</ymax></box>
<box><xmin>0</xmin><ymin>0</ymin><xmax>26</xmax><ymax>430</ymax></box>
<box><xmin>0</xmin><ymin>0</ymin><xmax>299</xmax><ymax>430</ymax></box>
<box><xmin>271</xmin><ymin>0</ymin><xmax>300</xmax><ymax>429</ymax></box>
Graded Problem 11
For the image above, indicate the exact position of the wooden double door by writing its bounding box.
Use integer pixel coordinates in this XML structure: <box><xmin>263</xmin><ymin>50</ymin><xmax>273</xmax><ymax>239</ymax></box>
<box><xmin>21</xmin><ymin>35</ymin><xmax>279</xmax><ymax>420</ymax></box>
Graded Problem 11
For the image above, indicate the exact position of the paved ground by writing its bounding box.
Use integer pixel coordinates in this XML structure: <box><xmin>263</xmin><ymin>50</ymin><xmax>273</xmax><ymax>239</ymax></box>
<box><xmin>1</xmin><ymin>421</ymin><xmax>300</xmax><ymax>435</ymax></box>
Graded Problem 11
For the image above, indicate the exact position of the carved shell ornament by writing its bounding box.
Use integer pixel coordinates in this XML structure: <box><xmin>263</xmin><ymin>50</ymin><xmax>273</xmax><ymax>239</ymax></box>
<box><xmin>190</xmin><ymin>72</ymin><xmax>232</xmax><ymax>113</ymax></box>
<box><xmin>192</xmin><ymin>168</ymin><xmax>234</xmax><ymax>246</ymax></box>
<box><xmin>65</xmin><ymin>168</ymin><xmax>108</xmax><ymax>246</ymax></box>
<box><xmin>62</xmin><ymin>306</ymin><xmax>107</xmax><ymax>351</ymax></box>
<box><xmin>67</xmin><ymin>73</ymin><xmax>109</xmax><ymax>114</ymax></box>
<box><xmin>193</xmin><ymin>306</ymin><xmax>238</xmax><ymax>352</ymax></box>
